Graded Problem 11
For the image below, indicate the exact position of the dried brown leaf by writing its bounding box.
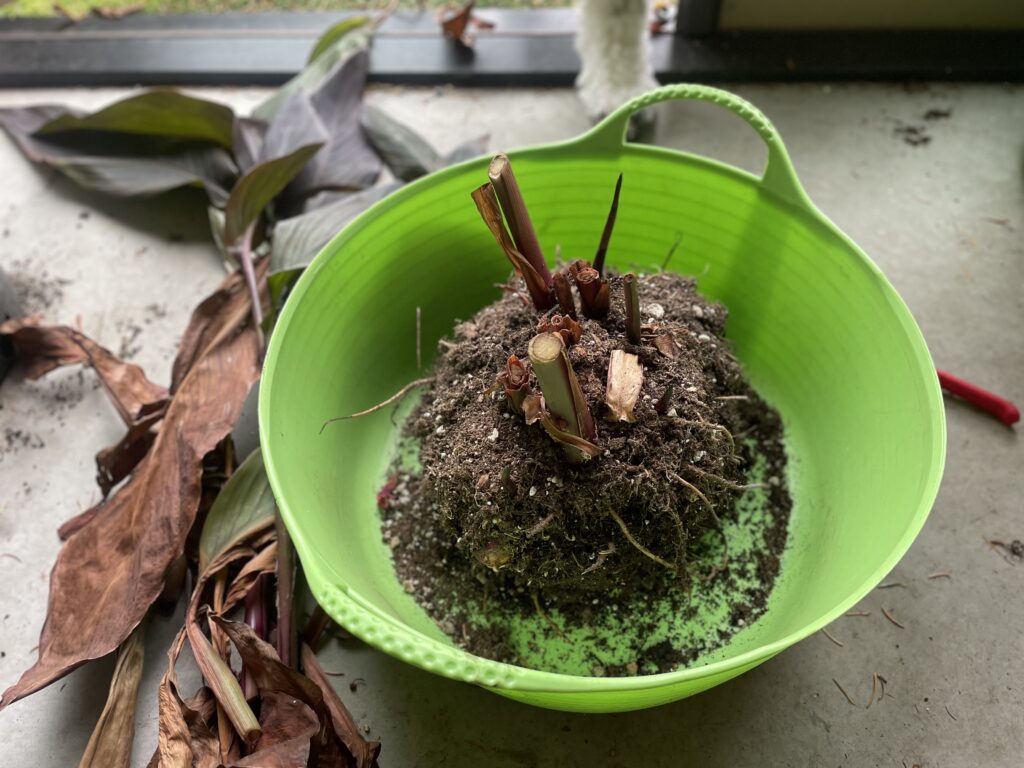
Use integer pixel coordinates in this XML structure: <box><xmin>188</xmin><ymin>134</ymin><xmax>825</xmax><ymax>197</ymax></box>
<box><xmin>302</xmin><ymin>644</ymin><xmax>381</xmax><ymax>768</ymax></box>
<box><xmin>0</xmin><ymin>316</ymin><xmax>168</xmax><ymax>425</ymax></box>
<box><xmin>0</xmin><ymin>265</ymin><xmax>264</xmax><ymax>710</ymax></box>
<box><xmin>225</xmin><ymin>542</ymin><xmax>279</xmax><ymax>607</ymax></box>
<box><xmin>521</xmin><ymin>393</ymin><xmax>544</xmax><ymax>425</ymax></box>
<box><xmin>440</xmin><ymin>0</ymin><xmax>477</xmax><ymax>47</ymax></box>
<box><xmin>151</xmin><ymin>629</ymin><xmax>220</xmax><ymax>768</ymax></box>
<box><xmin>229</xmin><ymin>692</ymin><xmax>317</xmax><ymax>768</ymax></box>
<box><xmin>78</xmin><ymin>623</ymin><xmax>146</xmax><ymax>768</ymax></box>
<box><xmin>605</xmin><ymin>350</ymin><xmax>643</xmax><ymax>423</ymax></box>
<box><xmin>653</xmin><ymin>333</ymin><xmax>679</xmax><ymax>359</ymax></box>
<box><xmin>95</xmin><ymin>408</ymin><xmax>165</xmax><ymax>497</ymax></box>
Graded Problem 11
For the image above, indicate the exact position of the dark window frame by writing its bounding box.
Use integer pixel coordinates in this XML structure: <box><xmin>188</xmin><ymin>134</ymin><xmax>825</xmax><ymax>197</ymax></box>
<box><xmin>0</xmin><ymin>7</ymin><xmax>1021</xmax><ymax>87</ymax></box>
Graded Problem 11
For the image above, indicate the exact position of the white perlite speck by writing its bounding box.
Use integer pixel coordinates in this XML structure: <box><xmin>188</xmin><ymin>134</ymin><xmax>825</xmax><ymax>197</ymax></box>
<box><xmin>487</xmin><ymin>428</ymin><xmax>499</xmax><ymax>441</ymax></box>
<box><xmin>692</xmin><ymin>304</ymin><xmax>704</xmax><ymax>318</ymax></box>
<box><xmin>529</xmin><ymin>485</ymin><xmax>537</xmax><ymax>497</ymax></box>
<box><xmin>644</xmin><ymin>303</ymin><xmax>665</xmax><ymax>320</ymax></box>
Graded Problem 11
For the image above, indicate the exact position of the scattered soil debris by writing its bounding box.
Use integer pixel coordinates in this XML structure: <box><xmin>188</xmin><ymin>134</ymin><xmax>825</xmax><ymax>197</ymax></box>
<box><xmin>922</xmin><ymin>108</ymin><xmax>952</xmax><ymax>121</ymax></box>
<box><xmin>893</xmin><ymin>123</ymin><xmax>931</xmax><ymax>147</ymax></box>
<box><xmin>2</xmin><ymin>427</ymin><xmax>46</xmax><ymax>461</ymax></box>
<box><xmin>7</xmin><ymin>259</ymin><xmax>72</xmax><ymax>314</ymax></box>
<box><xmin>985</xmin><ymin>538</ymin><xmax>1023</xmax><ymax>565</ymax></box>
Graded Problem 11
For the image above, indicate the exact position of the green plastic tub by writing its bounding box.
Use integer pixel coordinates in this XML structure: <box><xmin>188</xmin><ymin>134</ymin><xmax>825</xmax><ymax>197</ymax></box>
<box><xmin>260</xmin><ymin>85</ymin><xmax>946</xmax><ymax>713</ymax></box>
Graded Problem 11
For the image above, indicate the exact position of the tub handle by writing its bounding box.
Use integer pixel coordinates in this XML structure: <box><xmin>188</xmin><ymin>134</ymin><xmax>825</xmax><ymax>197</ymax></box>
<box><xmin>578</xmin><ymin>84</ymin><xmax>813</xmax><ymax>211</ymax></box>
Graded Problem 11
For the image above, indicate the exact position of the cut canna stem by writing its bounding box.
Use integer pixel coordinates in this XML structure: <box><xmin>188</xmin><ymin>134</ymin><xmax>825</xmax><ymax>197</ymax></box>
<box><xmin>552</xmin><ymin>269</ymin><xmax>576</xmax><ymax>317</ymax></box>
<box><xmin>623</xmin><ymin>273</ymin><xmax>641</xmax><ymax>344</ymax></box>
<box><xmin>488</xmin><ymin>154</ymin><xmax>552</xmax><ymax>287</ymax></box>
<box><xmin>528</xmin><ymin>332</ymin><xmax>598</xmax><ymax>461</ymax></box>
<box><xmin>472</xmin><ymin>184</ymin><xmax>554</xmax><ymax>311</ymax></box>
<box><xmin>499</xmin><ymin>355</ymin><xmax>531</xmax><ymax>413</ymax></box>
<box><xmin>593</xmin><ymin>173</ymin><xmax>623</xmax><ymax>277</ymax></box>
<box><xmin>190</xmin><ymin>628</ymin><xmax>262</xmax><ymax>747</ymax></box>
<box><xmin>572</xmin><ymin>264</ymin><xmax>610</xmax><ymax>319</ymax></box>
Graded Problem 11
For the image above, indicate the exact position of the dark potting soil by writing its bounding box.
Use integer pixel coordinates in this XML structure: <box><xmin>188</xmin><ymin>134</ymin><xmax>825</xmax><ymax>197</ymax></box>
<box><xmin>380</xmin><ymin>271</ymin><xmax>792</xmax><ymax>675</ymax></box>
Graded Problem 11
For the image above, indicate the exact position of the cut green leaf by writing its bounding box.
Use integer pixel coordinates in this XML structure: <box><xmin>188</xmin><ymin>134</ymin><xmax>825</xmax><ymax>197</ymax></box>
<box><xmin>308</xmin><ymin>15</ymin><xmax>372</xmax><ymax>65</ymax></box>
<box><xmin>198</xmin><ymin>447</ymin><xmax>276</xmax><ymax>573</ymax></box>
<box><xmin>258</xmin><ymin>92</ymin><xmax>328</xmax><ymax>165</ymax></box>
<box><xmin>37</xmin><ymin>91</ymin><xmax>236</xmax><ymax>148</ymax></box>
<box><xmin>287</xmin><ymin>50</ymin><xmax>382</xmax><ymax>199</ymax></box>
<box><xmin>271</xmin><ymin>183</ymin><xmax>399</xmax><ymax>274</ymax></box>
<box><xmin>252</xmin><ymin>20</ymin><xmax>372</xmax><ymax>121</ymax></box>
<box><xmin>187</xmin><ymin>625</ymin><xmax>261</xmax><ymax>748</ymax></box>
<box><xmin>360</xmin><ymin>103</ymin><xmax>441</xmax><ymax>181</ymax></box>
<box><xmin>224</xmin><ymin>142</ymin><xmax>324</xmax><ymax>245</ymax></box>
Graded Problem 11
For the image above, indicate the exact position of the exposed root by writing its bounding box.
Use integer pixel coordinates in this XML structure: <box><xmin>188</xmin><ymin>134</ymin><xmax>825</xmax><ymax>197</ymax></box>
<box><xmin>320</xmin><ymin>377</ymin><xmax>434</xmax><ymax>432</ymax></box>
<box><xmin>686</xmin><ymin>464</ymin><xmax>765</xmax><ymax>492</ymax></box>
<box><xmin>532</xmin><ymin>592</ymin><xmax>567</xmax><ymax>639</ymax></box>
<box><xmin>607</xmin><ymin>510</ymin><xmax>676</xmax><ymax>571</ymax></box>
<box><xmin>666</xmin><ymin>470</ymin><xmax>714</xmax><ymax>513</ymax></box>
<box><xmin>525</xmin><ymin>513</ymin><xmax>556</xmax><ymax>538</ymax></box>
<box><xmin>581</xmin><ymin>542</ymin><xmax>616</xmax><ymax>575</ymax></box>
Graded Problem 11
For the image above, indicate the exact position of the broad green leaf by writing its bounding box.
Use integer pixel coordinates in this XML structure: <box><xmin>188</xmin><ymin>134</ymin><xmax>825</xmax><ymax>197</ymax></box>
<box><xmin>232</xmin><ymin>116</ymin><xmax>267</xmax><ymax>174</ymax></box>
<box><xmin>198</xmin><ymin>448</ymin><xmax>276</xmax><ymax>573</ymax></box>
<box><xmin>360</xmin><ymin>103</ymin><xmax>441</xmax><ymax>182</ymax></box>
<box><xmin>288</xmin><ymin>50</ymin><xmax>382</xmax><ymax>198</ymax></box>
<box><xmin>223</xmin><ymin>141</ymin><xmax>323</xmax><ymax>245</ymax></box>
<box><xmin>0</xmin><ymin>106</ymin><xmax>237</xmax><ymax>203</ymax></box>
<box><xmin>308</xmin><ymin>15</ymin><xmax>371</xmax><ymax>65</ymax></box>
<box><xmin>271</xmin><ymin>183</ymin><xmax>399</xmax><ymax>273</ymax></box>
<box><xmin>37</xmin><ymin>91</ymin><xmax>236</xmax><ymax>148</ymax></box>
<box><xmin>444</xmin><ymin>134</ymin><xmax>490</xmax><ymax>166</ymax></box>
<box><xmin>252</xmin><ymin>20</ymin><xmax>372</xmax><ymax>121</ymax></box>
<box><xmin>53</xmin><ymin>149</ymin><xmax>235</xmax><ymax>204</ymax></box>
<box><xmin>258</xmin><ymin>91</ymin><xmax>327</xmax><ymax>164</ymax></box>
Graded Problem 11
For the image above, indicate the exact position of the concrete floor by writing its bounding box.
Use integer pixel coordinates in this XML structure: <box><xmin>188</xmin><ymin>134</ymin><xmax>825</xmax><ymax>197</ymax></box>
<box><xmin>0</xmin><ymin>83</ymin><xmax>1021</xmax><ymax>767</ymax></box>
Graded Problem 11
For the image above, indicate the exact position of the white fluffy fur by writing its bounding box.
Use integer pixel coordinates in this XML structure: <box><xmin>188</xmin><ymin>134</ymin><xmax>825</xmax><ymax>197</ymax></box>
<box><xmin>575</xmin><ymin>0</ymin><xmax>658</xmax><ymax>121</ymax></box>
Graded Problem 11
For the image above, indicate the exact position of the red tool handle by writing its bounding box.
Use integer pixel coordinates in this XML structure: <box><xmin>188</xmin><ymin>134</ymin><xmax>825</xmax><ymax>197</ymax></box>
<box><xmin>937</xmin><ymin>369</ymin><xmax>1020</xmax><ymax>426</ymax></box>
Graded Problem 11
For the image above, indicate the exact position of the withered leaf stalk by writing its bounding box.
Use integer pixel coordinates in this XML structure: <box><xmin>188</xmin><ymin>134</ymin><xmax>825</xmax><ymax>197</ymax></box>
<box><xmin>472</xmin><ymin>183</ymin><xmax>553</xmax><ymax>311</ymax></box>
<box><xmin>487</xmin><ymin>153</ymin><xmax>552</xmax><ymax>288</ymax></box>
